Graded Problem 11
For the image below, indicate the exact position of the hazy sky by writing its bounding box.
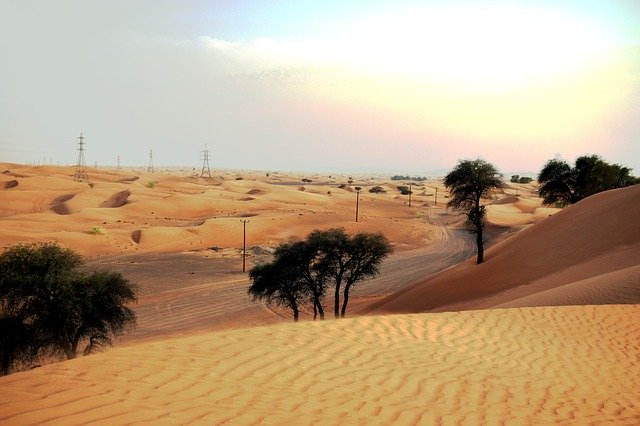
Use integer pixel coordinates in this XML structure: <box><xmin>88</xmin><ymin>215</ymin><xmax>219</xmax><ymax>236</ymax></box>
<box><xmin>1</xmin><ymin>0</ymin><xmax>639</xmax><ymax>174</ymax></box>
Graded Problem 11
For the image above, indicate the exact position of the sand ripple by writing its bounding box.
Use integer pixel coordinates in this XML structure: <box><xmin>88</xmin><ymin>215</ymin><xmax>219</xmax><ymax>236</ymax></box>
<box><xmin>0</xmin><ymin>305</ymin><xmax>638</xmax><ymax>424</ymax></box>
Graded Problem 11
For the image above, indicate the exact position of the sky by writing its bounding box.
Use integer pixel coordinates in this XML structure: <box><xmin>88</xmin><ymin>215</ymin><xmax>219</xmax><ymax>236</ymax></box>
<box><xmin>1</xmin><ymin>0</ymin><xmax>639</xmax><ymax>174</ymax></box>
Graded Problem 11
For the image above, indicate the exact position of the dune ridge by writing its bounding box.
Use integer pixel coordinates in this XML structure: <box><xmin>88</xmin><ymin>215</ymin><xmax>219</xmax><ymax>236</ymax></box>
<box><xmin>372</xmin><ymin>185</ymin><xmax>640</xmax><ymax>313</ymax></box>
<box><xmin>0</xmin><ymin>305</ymin><xmax>638</xmax><ymax>424</ymax></box>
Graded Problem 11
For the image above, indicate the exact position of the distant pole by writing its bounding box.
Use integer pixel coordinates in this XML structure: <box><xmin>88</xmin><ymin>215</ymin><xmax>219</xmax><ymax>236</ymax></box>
<box><xmin>148</xmin><ymin>149</ymin><xmax>154</xmax><ymax>173</ymax></box>
<box><xmin>117</xmin><ymin>155</ymin><xmax>121</xmax><ymax>170</ymax></box>
<box><xmin>241</xmin><ymin>219</ymin><xmax>250</xmax><ymax>272</ymax></box>
<box><xmin>408</xmin><ymin>183</ymin><xmax>412</xmax><ymax>207</ymax></box>
<box><xmin>355</xmin><ymin>186</ymin><xmax>361</xmax><ymax>222</ymax></box>
<box><xmin>434</xmin><ymin>187</ymin><xmax>438</xmax><ymax>206</ymax></box>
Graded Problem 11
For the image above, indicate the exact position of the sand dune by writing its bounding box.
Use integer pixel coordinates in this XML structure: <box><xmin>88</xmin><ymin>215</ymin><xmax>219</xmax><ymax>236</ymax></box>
<box><xmin>372</xmin><ymin>185</ymin><xmax>640</xmax><ymax>313</ymax></box>
<box><xmin>0</xmin><ymin>305</ymin><xmax>637</xmax><ymax>424</ymax></box>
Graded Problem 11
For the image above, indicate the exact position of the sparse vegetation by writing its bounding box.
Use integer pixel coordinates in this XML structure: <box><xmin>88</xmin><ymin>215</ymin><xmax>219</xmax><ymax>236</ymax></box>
<box><xmin>248</xmin><ymin>228</ymin><xmax>392</xmax><ymax>321</ymax></box>
<box><xmin>146</xmin><ymin>180</ymin><xmax>157</xmax><ymax>188</ymax></box>
<box><xmin>89</xmin><ymin>226</ymin><xmax>104</xmax><ymax>235</ymax></box>
<box><xmin>510</xmin><ymin>175</ymin><xmax>533</xmax><ymax>184</ymax></box>
<box><xmin>391</xmin><ymin>175</ymin><xmax>428</xmax><ymax>181</ymax></box>
<box><xmin>0</xmin><ymin>243</ymin><xmax>137</xmax><ymax>375</ymax></box>
<box><xmin>369</xmin><ymin>186</ymin><xmax>386</xmax><ymax>194</ymax></box>
<box><xmin>397</xmin><ymin>185</ymin><xmax>412</xmax><ymax>195</ymax></box>
<box><xmin>301</xmin><ymin>178</ymin><xmax>312</xmax><ymax>183</ymax></box>
<box><xmin>445</xmin><ymin>159</ymin><xmax>505</xmax><ymax>264</ymax></box>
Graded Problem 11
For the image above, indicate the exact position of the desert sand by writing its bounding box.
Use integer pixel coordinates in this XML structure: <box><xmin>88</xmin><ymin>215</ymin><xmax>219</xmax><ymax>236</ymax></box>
<box><xmin>2</xmin><ymin>163</ymin><xmax>639</xmax><ymax>424</ymax></box>
<box><xmin>371</xmin><ymin>184</ymin><xmax>640</xmax><ymax>313</ymax></box>
<box><xmin>1</xmin><ymin>305</ymin><xmax>638</xmax><ymax>424</ymax></box>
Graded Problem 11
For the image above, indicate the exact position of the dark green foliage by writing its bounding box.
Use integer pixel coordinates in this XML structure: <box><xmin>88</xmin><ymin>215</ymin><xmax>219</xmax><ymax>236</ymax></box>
<box><xmin>391</xmin><ymin>175</ymin><xmax>428</xmax><ymax>181</ymax></box>
<box><xmin>511</xmin><ymin>175</ymin><xmax>533</xmax><ymax>184</ymax></box>
<box><xmin>397</xmin><ymin>185</ymin><xmax>411</xmax><ymax>195</ymax></box>
<box><xmin>0</xmin><ymin>243</ymin><xmax>137</xmax><ymax>375</ymax></box>
<box><xmin>538</xmin><ymin>155</ymin><xmax>638</xmax><ymax>206</ymax></box>
<box><xmin>369</xmin><ymin>186</ymin><xmax>386</xmax><ymax>193</ymax></box>
<box><xmin>248</xmin><ymin>228</ymin><xmax>392</xmax><ymax>321</ymax></box>
<box><xmin>444</xmin><ymin>159</ymin><xmax>505</xmax><ymax>264</ymax></box>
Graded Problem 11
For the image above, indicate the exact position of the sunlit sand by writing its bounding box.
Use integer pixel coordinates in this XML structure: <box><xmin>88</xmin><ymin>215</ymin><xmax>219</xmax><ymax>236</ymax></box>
<box><xmin>1</xmin><ymin>163</ymin><xmax>638</xmax><ymax>424</ymax></box>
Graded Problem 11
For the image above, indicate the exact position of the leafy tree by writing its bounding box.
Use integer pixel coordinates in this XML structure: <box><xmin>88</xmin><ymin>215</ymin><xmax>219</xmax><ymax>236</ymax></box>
<box><xmin>510</xmin><ymin>175</ymin><xmax>520</xmax><ymax>183</ymax></box>
<box><xmin>248</xmin><ymin>229</ymin><xmax>392</xmax><ymax>321</ymax></box>
<box><xmin>248</xmin><ymin>252</ymin><xmax>307</xmax><ymax>322</ymax></box>
<box><xmin>0</xmin><ymin>243</ymin><xmax>137</xmax><ymax>374</ymax></box>
<box><xmin>338</xmin><ymin>232</ymin><xmax>392</xmax><ymax>317</ymax></box>
<box><xmin>444</xmin><ymin>159</ymin><xmax>505</xmax><ymax>264</ymax></box>
<box><xmin>538</xmin><ymin>155</ymin><xmax>638</xmax><ymax>206</ymax></box>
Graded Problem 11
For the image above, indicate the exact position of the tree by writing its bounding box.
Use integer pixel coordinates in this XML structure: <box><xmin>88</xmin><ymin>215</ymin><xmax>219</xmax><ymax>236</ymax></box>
<box><xmin>0</xmin><ymin>243</ymin><xmax>137</xmax><ymax>374</ymax></box>
<box><xmin>444</xmin><ymin>159</ymin><xmax>505</xmax><ymax>264</ymax></box>
<box><xmin>248</xmin><ymin>228</ymin><xmax>392</xmax><ymax>321</ymax></box>
<box><xmin>538</xmin><ymin>155</ymin><xmax>639</xmax><ymax>206</ymax></box>
<box><xmin>248</xmin><ymin>252</ymin><xmax>307</xmax><ymax>322</ymax></box>
<box><xmin>338</xmin><ymin>232</ymin><xmax>392</xmax><ymax>317</ymax></box>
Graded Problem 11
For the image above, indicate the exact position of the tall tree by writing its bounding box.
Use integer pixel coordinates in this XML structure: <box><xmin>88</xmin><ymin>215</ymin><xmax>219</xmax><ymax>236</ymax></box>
<box><xmin>444</xmin><ymin>159</ymin><xmax>505</xmax><ymax>264</ymax></box>
<box><xmin>538</xmin><ymin>155</ymin><xmax>639</xmax><ymax>206</ymax></box>
<box><xmin>0</xmin><ymin>243</ymin><xmax>137</xmax><ymax>374</ymax></box>
<box><xmin>339</xmin><ymin>232</ymin><xmax>392</xmax><ymax>317</ymax></box>
<box><xmin>307</xmin><ymin>228</ymin><xmax>350</xmax><ymax>319</ymax></box>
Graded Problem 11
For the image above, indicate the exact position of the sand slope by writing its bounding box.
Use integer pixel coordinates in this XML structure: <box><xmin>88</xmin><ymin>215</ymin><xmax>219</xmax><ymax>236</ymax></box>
<box><xmin>372</xmin><ymin>185</ymin><xmax>640</xmax><ymax>313</ymax></box>
<box><xmin>0</xmin><ymin>305</ymin><xmax>638</xmax><ymax>424</ymax></box>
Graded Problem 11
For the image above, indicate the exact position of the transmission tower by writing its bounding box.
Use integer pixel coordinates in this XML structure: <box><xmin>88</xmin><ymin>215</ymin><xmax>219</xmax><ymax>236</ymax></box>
<box><xmin>73</xmin><ymin>132</ymin><xmax>88</xmax><ymax>182</ymax></box>
<box><xmin>201</xmin><ymin>143</ymin><xmax>212</xmax><ymax>178</ymax></box>
<box><xmin>117</xmin><ymin>155</ymin><xmax>121</xmax><ymax>170</ymax></box>
<box><xmin>147</xmin><ymin>149</ymin><xmax>154</xmax><ymax>173</ymax></box>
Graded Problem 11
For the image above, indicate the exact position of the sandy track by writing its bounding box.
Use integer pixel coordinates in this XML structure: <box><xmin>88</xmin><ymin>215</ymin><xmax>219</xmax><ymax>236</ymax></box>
<box><xmin>89</xmin><ymin>207</ymin><xmax>476</xmax><ymax>341</ymax></box>
<box><xmin>1</xmin><ymin>305</ymin><xmax>637</xmax><ymax>424</ymax></box>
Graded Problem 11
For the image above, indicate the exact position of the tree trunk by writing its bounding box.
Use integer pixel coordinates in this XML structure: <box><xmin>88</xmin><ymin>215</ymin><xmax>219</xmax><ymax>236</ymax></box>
<box><xmin>291</xmin><ymin>300</ymin><xmax>299</xmax><ymax>323</ymax></box>
<box><xmin>316</xmin><ymin>299</ymin><xmax>325</xmax><ymax>320</ymax></box>
<box><xmin>334</xmin><ymin>282</ymin><xmax>341</xmax><ymax>319</ymax></box>
<box><xmin>340</xmin><ymin>284</ymin><xmax>351</xmax><ymax>318</ymax></box>
<box><xmin>476</xmin><ymin>230</ymin><xmax>483</xmax><ymax>264</ymax></box>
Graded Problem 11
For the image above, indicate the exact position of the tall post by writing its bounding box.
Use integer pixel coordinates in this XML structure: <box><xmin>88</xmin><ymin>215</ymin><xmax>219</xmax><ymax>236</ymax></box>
<box><xmin>241</xmin><ymin>219</ymin><xmax>250</xmax><ymax>272</ymax></box>
<box><xmin>117</xmin><ymin>155</ymin><xmax>121</xmax><ymax>170</ymax></box>
<box><xmin>408</xmin><ymin>183</ymin><xmax>412</xmax><ymax>207</ymax></box>
<box><xmin>355</xmin><ymin>186</ymin><xmax>361</xmax><ymax>222</ymax></box>
<box><xmin>434</xmin><ymin>187</ymin><xmax>438</xmax><ymax>206</ymax></box>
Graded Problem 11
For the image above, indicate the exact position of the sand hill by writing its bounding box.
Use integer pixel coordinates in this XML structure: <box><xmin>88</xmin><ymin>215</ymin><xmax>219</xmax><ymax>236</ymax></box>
<box><xmin>371</xmin><ymin>184</ymin><xmax>640</xmax><ymax>313</ymax></box>
<box><xmin>0</xmin><ymin>305</ymin><xmax>638</xmax><ymax>424</ymax></box>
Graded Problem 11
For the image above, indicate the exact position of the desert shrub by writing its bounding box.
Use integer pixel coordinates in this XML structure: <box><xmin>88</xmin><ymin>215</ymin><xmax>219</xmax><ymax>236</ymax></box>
<box><xmin>235</xmin><ymin>177</ymin><xmax>243</xmax><ymax>180</ymax></box>
<box><xmin>397</xmin><ymin>185</ymin><xmax>411</xmax><ymax>195</ymax></box>
<box><xmin>89</xmin><ymin>226</ymin><xmax>104</xmax><ymax>235</ymax></box>
<box><xmin>369</xmin><ymin>186</ymin><xmax>386</xmax><ymax>194</ymax></box>
<box><xmin>301</xmin><ymin>178</ymin><xmax>312</xmax><ymax>183</ymax></box>
<box><xmin>519</xmin><ymin>177</ymin><xmax>533</xmax><ymax>184</ymax></box>
<box><xmin>146</xmin><ymin>181</ymin><xmax>157</xmax><ymax>188</ymax></box>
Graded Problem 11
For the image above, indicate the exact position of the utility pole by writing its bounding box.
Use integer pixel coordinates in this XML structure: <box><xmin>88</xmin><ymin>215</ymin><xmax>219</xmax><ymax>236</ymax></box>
<box><xmin>354</xmin><ymin>186</ymin><xmax>361</xmax><ymax>222</ymax></box>
<box><xmin>201</xmin><ymin>143</ymin><xmax>212</xmax><ymax>178</ymax></box>
<box><xmin>74</xmin><ymin>132</ymin><xmax>88</xmax><ymax>182</ymax></box>
<box><xmin>147</xmin><ymin>149</ymin><xmax>154</xmax><ymax>173</ymax></box>
<box><xmin>117</xmin><ymin>155</ymin><xmax>121</xmax><ymax>170</ymax></box>
<box><xmin>241</xmin><ymin>219</ymin><xmax>250</xmax><ymax>272</ymax></box>
<box><xmin>408</xmin><ymin>183</ymin><xmax>412</xmax><ymax>207</ymax></box>
<box><xmin>434</xmin><ymin>187</ymin><xmax>438</xmax><ymax>206</ymax></box>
